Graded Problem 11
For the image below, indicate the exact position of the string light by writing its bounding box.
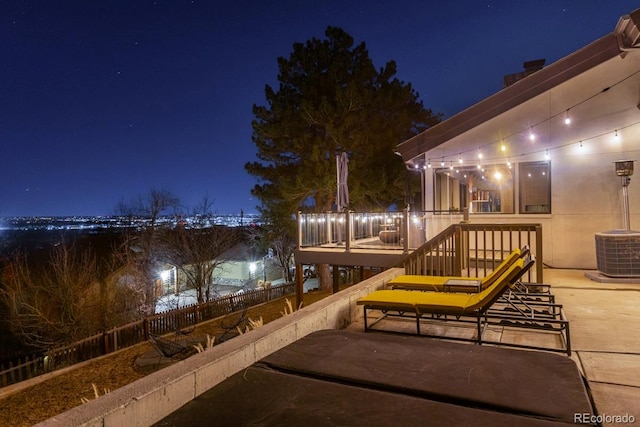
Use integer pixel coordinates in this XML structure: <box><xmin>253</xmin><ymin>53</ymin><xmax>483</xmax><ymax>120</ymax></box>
<box><xmin>579</xmin><ymin>140</ymin><xmax>583</xmax><ymax>148</ymax></box>
<box><xmin>416</xmin><ymin>71</ymin><xmax>638</xmax><ymax>167</ymax></box>
<box><xmin>440</xmin><ymin>157</ymin><xmax>445</xmax><ymax>167</ymax></box>
<box><xmin>544</xmin><ymin>149</ymin><xmax>550</xmax><ymax>160</ymax></box>
<box><xmin>427</xmin><ymin>159</ymin><xmax>431</xmax><ymax>168</ymax></box>
<box><xmin>449</xmin><ymin>161</ymin><xmax>454</xmax><ymax>170</ymax></box>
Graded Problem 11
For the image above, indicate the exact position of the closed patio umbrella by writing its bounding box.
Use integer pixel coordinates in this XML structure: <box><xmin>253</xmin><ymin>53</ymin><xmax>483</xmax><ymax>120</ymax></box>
<box><xmin>336</xmin><ymin>152</ymin><xmax>349</xmax><ymax>211</ymax></box>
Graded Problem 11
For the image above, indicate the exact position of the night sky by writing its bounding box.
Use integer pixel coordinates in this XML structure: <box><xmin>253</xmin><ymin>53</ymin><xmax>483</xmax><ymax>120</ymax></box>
<box><xmin>1</xmin><ymin>1</ymin><xmax>637</xmax><ymax>217</ymax></box>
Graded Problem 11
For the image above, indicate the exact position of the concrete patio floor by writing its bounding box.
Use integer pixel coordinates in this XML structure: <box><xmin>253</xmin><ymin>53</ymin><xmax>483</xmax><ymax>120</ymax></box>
<box><xmin>348</xmin><ymin>268</ymin><xmax>640</xmax><ymax>425</ymax></box>
<box><xmin>546</xmin><ymin>269</ymin><xmax>640</xmax><ymax>422</ymax></box>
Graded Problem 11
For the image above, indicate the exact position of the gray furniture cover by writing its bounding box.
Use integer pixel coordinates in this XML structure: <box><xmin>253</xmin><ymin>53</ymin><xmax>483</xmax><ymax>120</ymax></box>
<box><xmin>155</xmin><ymin>329</ymin><xmax>597</xmax><ymax>426</ymax></box>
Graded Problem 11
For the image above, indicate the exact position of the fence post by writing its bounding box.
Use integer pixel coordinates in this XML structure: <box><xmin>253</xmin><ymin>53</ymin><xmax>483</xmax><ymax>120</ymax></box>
<box><xmin>25</xmin><ymin>355</ymin><xmax>32</xmax><ymax>380</ymax></box>
<box><xmin>297</xmin><ymin>211</ymin><xmax>303</xmax><ymax>248</ymax></box>
<box><xmin>103</xmin><ymin>331</ymin><xmax>109</xmax><ymax>354</ymax></box>
<box><xmin>536</xmin><ymin>224</ymin><xmax>543</xmax><ymax>283</ymax></box>
<box><xmin>403</xmin><ymin>209</ymin><xmax>410</xmax><ymax>254</ymax></box>
<box><xmin>454</xmin><ymin>225</ymin><xmax>462</xmax><ymax>276</ymax></box>
<box><xmin>295</xmin><ymin>262</ymin><xmax>304</xmax><ymax>309</ymax></box>
<box><xmin>143</xmin><ymin>318</ymin><xmax>150</xmax><ymax>340</ymax></box>
<box><xmin>345</xmin><ymin>210</ymin><xmax>351</xmax><ymax>253</ymax></box>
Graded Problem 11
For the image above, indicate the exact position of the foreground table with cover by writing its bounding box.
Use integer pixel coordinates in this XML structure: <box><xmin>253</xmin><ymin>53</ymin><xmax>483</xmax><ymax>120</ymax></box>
<box><xmin>155</xmin><ymin>329</ymin><xmax>597</xmax><ymax>426</ymax></box>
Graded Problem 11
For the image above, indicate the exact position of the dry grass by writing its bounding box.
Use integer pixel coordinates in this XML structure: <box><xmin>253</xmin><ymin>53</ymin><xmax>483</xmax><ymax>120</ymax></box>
<box><xmin>0</xmin><ymin>290</ymin><xmax>333</xmax><ymax>426</ymax></box>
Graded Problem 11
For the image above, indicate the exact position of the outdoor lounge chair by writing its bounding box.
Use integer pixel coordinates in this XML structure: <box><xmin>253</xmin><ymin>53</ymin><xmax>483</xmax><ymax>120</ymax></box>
<box><xmin>358</xmin><ymin>255</ymin><xmax>571</xmax><ymax>355</ymax></box>
<box><xmin>388</xmin><ymin>245</ymin><xmax>553</xmax><ymax>303</ymax></box>
<box><xmin>217</xmin><ymin>303</ymin><xmax>249</xmax><ymax>343</ymax></box>
<box><xmin>388</xmin><ymin>246</ymin><xmax>527</xmax><ymax>293</ymax></box>
<box><xmin>358</xmin><ymin>258</ymin><xmax>526</xmax><ymax>335</ymax></box>
<box><xmin>149</xmin><ymin>334</ymin><xmax>196</xmax><ymax>360</ymax></box>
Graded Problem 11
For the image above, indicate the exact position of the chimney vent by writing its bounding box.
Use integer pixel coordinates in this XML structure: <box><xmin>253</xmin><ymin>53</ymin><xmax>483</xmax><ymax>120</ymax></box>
<box><xmin>503</xmin><ymin>59</ymin><xmax>546</xmax><ymax>87</ymax></box>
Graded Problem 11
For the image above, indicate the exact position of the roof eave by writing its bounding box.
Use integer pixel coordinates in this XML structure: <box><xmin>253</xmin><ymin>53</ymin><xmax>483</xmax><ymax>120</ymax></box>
<box><xmin>396</xmin><ymin>32</ymin><xmax>622</xmax><ymax>165</ymax></box>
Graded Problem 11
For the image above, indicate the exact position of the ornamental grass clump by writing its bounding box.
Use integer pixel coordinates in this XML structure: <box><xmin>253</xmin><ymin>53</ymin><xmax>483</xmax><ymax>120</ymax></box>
<box><xmin>80</xmin><ymin>383</ymin><xmax>110</xmax><ymax>404</ymax></box>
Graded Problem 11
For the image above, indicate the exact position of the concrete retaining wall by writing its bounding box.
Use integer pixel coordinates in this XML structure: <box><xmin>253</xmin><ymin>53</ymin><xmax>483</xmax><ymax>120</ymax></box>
<box><xmin>37</xmin><ymin>268</ymin><xmax>401</xmax><ymax>427</ymax></box>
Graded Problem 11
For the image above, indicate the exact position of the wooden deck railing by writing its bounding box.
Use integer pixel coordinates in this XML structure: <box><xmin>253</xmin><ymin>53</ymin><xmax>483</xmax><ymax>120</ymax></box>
<box><xmin>0</xmin><ymin>283</ymin><xmax>294</xmax><ymax>388</ymax></box>
<box><xmin>399</xmin><ymin>223</ymin><xmax>543</xmax><ymax>283</ymax></box>
<box><xmin>297</xmin><ymin>209</ymin><xmax>464</xmax><ymax>252</ymax></box>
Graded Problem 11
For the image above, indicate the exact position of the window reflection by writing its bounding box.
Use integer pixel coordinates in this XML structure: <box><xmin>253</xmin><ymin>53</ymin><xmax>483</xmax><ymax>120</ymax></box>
<box><xmin>435</xmin><ymin>165</ymin><xmax>514</xmax><ymax>213</ymax></box>
<box><xmin>519</xmin><ymin>161</ymin><xmax>551</xmax><ymax>213</ymax></box>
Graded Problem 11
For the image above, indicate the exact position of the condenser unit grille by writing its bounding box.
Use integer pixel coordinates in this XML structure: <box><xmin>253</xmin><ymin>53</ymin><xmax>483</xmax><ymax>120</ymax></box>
<box><xmin>595</xmin><ymin>230</ymin><xmax>640</xmax><ymax>277</ymax></box>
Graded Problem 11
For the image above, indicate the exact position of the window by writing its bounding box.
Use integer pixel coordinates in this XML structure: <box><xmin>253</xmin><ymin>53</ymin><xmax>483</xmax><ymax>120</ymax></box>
<box><xmin>519</xmin><ymin>161</ymin><xmax>551</xmax><ymax>213</ymax></box>
<box><xmin>435</xmin><ymin>165</ymin><xmax>514</xmax><ymax>213</ymax></box>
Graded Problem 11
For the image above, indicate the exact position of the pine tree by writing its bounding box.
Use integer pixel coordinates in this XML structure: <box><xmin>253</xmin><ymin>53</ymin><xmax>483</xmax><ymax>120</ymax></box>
<box><xmin>246</xmin><ymin>26</ymin><xmax>440</xmax><ymax>220</ymax></box>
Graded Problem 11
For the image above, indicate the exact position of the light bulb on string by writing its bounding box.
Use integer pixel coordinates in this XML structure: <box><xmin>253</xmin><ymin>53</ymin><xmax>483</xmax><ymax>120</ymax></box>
<box><xmin>449</xmin><ymin>161</ymin><xmax>454</xmax><ymax>170</ymax></box>
<box><xmin>440</xmin><ymin>158</ymin><xmax>445</xmax><ymax>167</ymax></box>
<box><xmin>458</xmin><ymin>153</ymin><xmax>463</xmax><ymax>163</ymax></box>
<box><xmin>544</xmin><ymin>149</ymin><xmax>550</xmax><ymax>160</ymax></box>
<box><xmin>564</xmin><ymin>110</ymin><xmax>571</xmax><ymax>125</ymax></box>
<box><xmin>427</xmin><ymin>159</ymin><xmax>432</xmax><ymax>168</ymax></box>
<box><xmin>614</xmin><ymin>129</ymin><xmax>619</xmax><ymax>139</ymax></box>
<box><xmin>529</xmin><ymin>131</ymin><xmax>536</xmax><ymax>141</ymax></box>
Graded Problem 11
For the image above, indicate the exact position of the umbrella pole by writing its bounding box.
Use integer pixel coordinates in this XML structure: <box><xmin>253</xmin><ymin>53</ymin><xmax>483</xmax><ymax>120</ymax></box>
<box><xmin>336</xmin><ymin>154</ymin><xmax>341</xmax><ymax>211</ymax></box>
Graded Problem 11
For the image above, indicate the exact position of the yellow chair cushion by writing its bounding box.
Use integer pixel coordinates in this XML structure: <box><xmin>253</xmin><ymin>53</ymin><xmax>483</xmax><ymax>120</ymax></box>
<box><xmin>358</xmin><ymin>259</ymin><xmax>525</xmax><ymax>314</ymax></box>
<box><xmin>388</xmin><ymin>248</ymin><xmax>521</xmax><ymax>291</ymax></box>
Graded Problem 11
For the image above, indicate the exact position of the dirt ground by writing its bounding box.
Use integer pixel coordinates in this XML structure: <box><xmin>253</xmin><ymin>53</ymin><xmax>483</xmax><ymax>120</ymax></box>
<box><xmin>0</xmin><ymin>291</ymin><xmax>333</xmax><ymax>427</ymax></box>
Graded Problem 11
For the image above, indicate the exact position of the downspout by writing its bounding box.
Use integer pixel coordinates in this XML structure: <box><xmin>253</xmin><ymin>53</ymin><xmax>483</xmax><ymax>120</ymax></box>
<box><xmin>615</xmin><ymin>9</ymin><xmax>640</xmax><ymax>52</ymax></box>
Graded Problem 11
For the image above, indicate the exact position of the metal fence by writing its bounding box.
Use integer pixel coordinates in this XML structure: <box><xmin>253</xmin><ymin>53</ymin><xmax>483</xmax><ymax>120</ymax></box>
<box><xmin>0</xmin><ymin>283</ymin><xmax>294</xmax><ymax>388</ymax></box>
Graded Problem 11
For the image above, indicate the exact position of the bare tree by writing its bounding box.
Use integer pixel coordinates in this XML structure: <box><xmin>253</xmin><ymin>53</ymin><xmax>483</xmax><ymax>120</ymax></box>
<box><xmin>113</xmin><ymin>189</ymin><xmax>181</xmax><ymax>313</ymax></box>
<box><xmin>245</xmin><ymin>224</ymin><xmax>296</xmax><ymax>284</ymax></box>
<box><xmin>160</xmin><ymin>198</ymin><xmax>238</xmax><ymax>303</ymax></box>
<box><xmin>162</xmin><ymin>226</ymin><xmax>238</xmax><ymax>303</ymax></box>
<box><xmin>248</xmin><ymin>217</ymin><xmax>297</xmax><ymax>284</ymax></box>
<box><xmin>0</xmin><ymin>241</ymin><xmax>101</xmax><ymax>350</ymax></box>
<box><xmin>135</xmin><ymin>189</ymin><xmax>180</xmax><ymax>230</ymax></box>
<box><xmin>106</xmin><ymin>233</ymin><xmax>159</xmax><ymax>319</ymax></box>
<box><xmin>113</xmin><ymin>197</ymin><xmax>136</xmax><ymax>226</ymax></box>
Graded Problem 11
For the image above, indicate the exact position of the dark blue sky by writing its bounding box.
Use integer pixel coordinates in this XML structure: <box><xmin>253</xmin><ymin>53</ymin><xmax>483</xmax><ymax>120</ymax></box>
<box><xmin>1</xmin><ymin>1</ymin><xmax>637</xmax><ymax>217</ymax></box>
